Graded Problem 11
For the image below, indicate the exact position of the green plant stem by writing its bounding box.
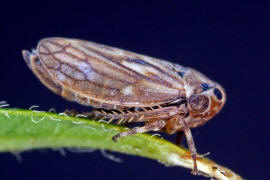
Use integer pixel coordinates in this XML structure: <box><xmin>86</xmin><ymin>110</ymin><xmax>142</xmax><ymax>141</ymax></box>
<box><xmin>0</xmin><ymin>108</ymin><xmax>243</xmax><ymax>180</ymax></box>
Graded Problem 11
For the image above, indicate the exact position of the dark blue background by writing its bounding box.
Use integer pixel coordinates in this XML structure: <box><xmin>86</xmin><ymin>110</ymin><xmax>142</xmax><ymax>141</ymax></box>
<box><xmin>1</xmin><ymin>1</ymin><xmax>269</xmax><ymax>179</ymax></box>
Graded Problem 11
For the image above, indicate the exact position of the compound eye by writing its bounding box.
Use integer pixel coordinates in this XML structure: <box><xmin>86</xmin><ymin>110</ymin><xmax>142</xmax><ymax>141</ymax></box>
<box><xmin>214</xmin><ymin>88</ymin><xmax>222</xmax><ymax>100</ymax></box>
<box><xmin>189</xmin><ymin>95</ymin><xmax>209</xmax><ymax>112</ymax></box>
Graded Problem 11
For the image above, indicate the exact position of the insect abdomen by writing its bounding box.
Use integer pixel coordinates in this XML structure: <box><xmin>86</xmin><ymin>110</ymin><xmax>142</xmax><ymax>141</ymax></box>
<box><xmin>93</xmin><ymin>106</ymin><xmax>180</xmax><ymax>124</ymax></box>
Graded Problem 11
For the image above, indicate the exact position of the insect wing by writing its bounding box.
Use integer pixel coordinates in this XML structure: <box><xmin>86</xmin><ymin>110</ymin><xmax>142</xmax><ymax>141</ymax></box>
<box><xmin>37</xmin><ymin>38</ymin><xmax>186</xmax><ymax>107</ymax></box>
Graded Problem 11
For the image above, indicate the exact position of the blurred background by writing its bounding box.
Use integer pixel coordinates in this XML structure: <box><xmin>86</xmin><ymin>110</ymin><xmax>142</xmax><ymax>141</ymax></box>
<box><xmin>1</xmin><ymin>1</ymin><xmax>269</xmax><ymax>179</ymax></box>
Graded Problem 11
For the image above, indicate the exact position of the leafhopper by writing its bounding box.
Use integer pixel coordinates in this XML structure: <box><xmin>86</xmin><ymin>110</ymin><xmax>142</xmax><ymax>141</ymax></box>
<box><xmin>22</xmin><ymin>38</ymin><xmax>226</xmax><ymax>175</ymax></box>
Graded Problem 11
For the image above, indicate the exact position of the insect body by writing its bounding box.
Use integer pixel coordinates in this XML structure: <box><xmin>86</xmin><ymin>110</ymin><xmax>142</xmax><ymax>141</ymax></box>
<box><xmin>22</xmin><ymin>38</ymin><xmax>226</xmax><ymax>175</ymax></box>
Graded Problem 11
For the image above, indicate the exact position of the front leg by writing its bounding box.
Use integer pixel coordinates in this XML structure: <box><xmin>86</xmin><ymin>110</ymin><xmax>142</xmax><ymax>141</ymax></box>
<box><xmin>178</xmin><ymin>116</ymin><xmax>199</xmax><ymax>175</ymax></box>
<box><xmin>112</xmin><ymin>120</ymin><xmax>166</xmax><ymax>142</ymax></box>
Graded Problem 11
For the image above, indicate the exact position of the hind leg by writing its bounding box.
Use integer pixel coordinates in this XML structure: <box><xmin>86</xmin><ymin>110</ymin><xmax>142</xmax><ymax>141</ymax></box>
<box><xmin>112</xmin><ymin>120</ymin><xmax>166</xmax><ymax>142</ymax></box>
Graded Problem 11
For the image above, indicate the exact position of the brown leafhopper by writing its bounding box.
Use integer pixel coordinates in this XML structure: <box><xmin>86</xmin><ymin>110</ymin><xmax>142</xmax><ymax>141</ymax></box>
<box><xmin>22</xmin><ymin>38</ymin><xmax>226</xmax><ymax>175</ymax></box>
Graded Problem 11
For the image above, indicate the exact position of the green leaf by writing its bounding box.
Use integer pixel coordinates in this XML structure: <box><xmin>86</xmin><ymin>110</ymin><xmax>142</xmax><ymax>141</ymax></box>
<box><xmin>0</xmin><ymin>108</ymin><xmax>243</xmax><ymax>180</ymax></box>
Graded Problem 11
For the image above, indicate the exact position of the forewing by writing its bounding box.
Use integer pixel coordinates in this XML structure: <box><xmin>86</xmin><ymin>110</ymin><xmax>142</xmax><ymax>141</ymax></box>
<box><xmin>37</xmin><ymin>38</ymin><xmax>186</xmax><ymax>107</ymax></box>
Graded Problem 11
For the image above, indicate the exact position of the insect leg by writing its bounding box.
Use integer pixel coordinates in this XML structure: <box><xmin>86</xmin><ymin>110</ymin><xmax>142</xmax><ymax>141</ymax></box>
<box><xmin>112</xmin><ymin>120</ymin><xmax>166</xmax><ymax>142</ymax></box>
<box><xmin>178</xmin><ymin>117</ymin><xmax>199</xmax><ymax>175</ymax></box>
